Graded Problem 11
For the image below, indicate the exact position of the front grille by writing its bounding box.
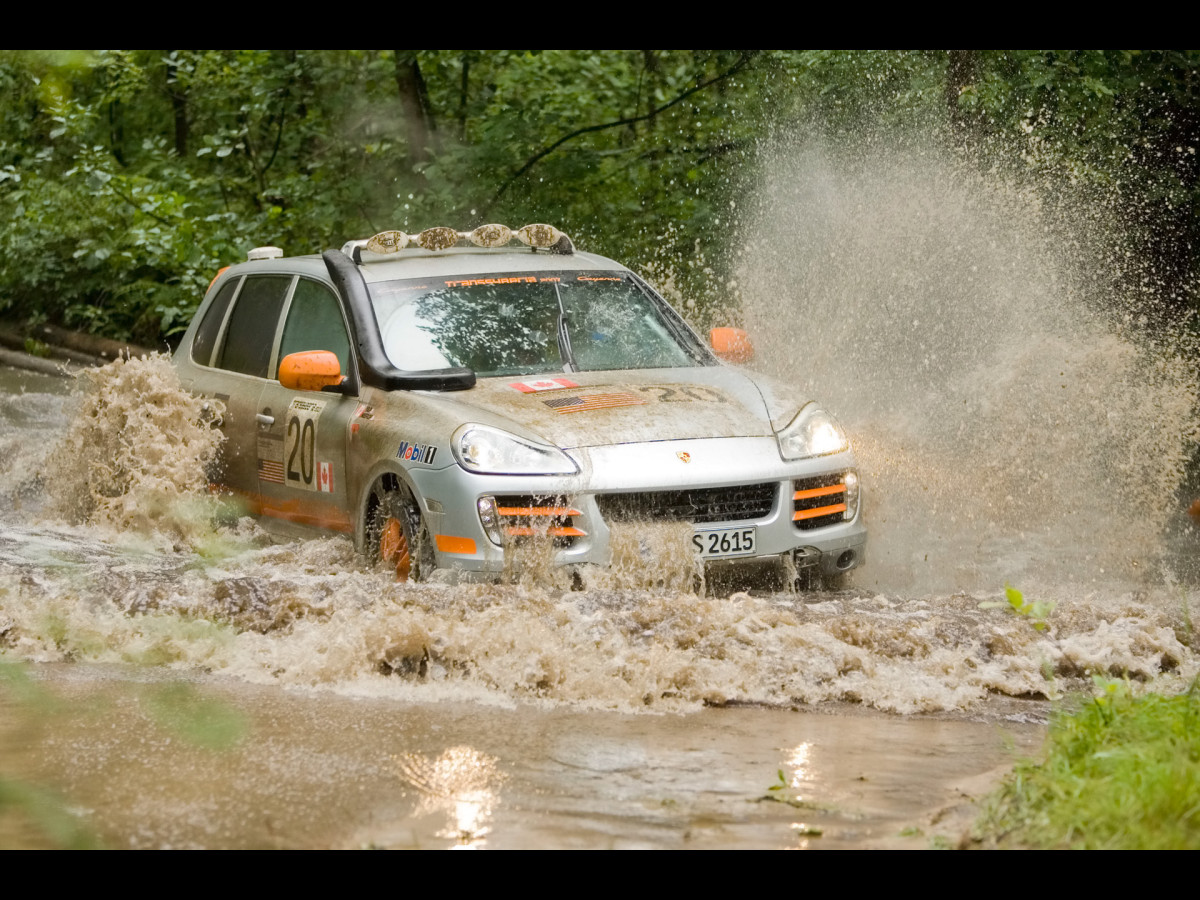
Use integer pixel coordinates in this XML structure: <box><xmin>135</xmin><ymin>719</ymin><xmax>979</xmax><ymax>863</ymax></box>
<box><xmin>793</xmin><ymin>473</ymin><xmax>848</xmax><ymax>531</ymax></box>
<box><xmin>597</xmin><ymin>483</ymin><xmax>777</xmax><ymax>525</ymax></box>
<box><xmin>493</xmin><ymin>495</ymin><xmax>585</xmax><ymax>548</ymax></box>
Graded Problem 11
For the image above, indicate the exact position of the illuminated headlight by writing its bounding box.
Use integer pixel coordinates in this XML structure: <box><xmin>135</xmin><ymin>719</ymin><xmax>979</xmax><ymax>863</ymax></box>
<box><xmin>843</xmin><ymin>470</ymin><xmax>859</xmax><ymax>520</ymax></box>
<box><xmin>452</xmin><ymin>424</ymin><xmax>579</xmax><ymax>475</ymax></box>
<box><xmin>776</xmin><ymin>403</ymin><xmax>849</xmax><ymax>460</ymax></box>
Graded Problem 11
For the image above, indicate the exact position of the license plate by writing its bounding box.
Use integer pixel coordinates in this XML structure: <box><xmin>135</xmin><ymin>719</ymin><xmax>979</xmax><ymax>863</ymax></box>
<box><xmin>691</xmin><ymin>526</ymin><xmax>757</xmax><ymax>559</ymax></box>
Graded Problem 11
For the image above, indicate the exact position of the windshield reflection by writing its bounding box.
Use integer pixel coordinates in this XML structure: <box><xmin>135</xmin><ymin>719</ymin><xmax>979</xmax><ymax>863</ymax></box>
<box><xmin>370</xmin><ymin>273</ymin><xmax>702</xmax><ymax>377</ymax></box>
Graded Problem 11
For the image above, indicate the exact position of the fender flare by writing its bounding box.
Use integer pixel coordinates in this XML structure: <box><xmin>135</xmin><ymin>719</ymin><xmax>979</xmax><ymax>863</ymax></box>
<box><xmin>354</xmin><ymin>460</ymin><xmax>425</xmax><ymax>554</ymax></box>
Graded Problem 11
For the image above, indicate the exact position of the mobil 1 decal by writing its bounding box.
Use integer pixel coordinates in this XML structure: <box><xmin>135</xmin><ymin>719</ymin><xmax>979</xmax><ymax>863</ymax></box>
<box><xmin>396</xmin><ymin>440</ymin><xmax>438</xmax><ymax>466</ymax></box>
<box><xmin>285</xmin><ymin>396</ymin><xmax>326</xmax><ymax>491</ymax></box>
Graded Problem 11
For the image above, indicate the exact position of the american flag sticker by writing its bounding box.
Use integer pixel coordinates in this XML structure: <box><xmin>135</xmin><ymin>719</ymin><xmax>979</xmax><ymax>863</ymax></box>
<box><xmin>543</xmin><ymin>392</ymin><xmax>647</xmax><ymax>414</ymax></box>
<box><xmin>258</xmin><ymin>458</ymin><xmax>285</xmax><ymax>484</ymax></box>
<box><xmin>509</xmin><ymin>378</ymin><xmax>579</xmax><ymax>393</ymax></box>
<box><xmin>318</xmin><ymin>461</ymin><xmax>333</xmax><ymax>493</ymax></box>
<box><xmin>257</xmin><ymin>434</ymin><xmax>285</xmax><ymax>484</ymax></box>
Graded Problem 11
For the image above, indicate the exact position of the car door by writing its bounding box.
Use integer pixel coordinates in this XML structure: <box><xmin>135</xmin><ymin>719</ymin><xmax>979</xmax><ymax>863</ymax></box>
<box><xmin>254</xmin><ymin>276</ymin><xmax>359</xmax><ymax>534</ymax></box>
<box><xmin>187</xmin><ymin>273</ymin><xmax>292</xmax><ymax>500</ymax></box>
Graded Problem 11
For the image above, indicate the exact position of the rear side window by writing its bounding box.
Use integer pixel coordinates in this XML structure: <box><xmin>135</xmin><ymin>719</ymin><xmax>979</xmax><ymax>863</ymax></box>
<box><xmin>190</xmin><ymin>278</ymin><xmax>240</xmax><ymax>367</ymax></box>
<box><xmin>277</xmin><ymin>279</ymin><xmax>352</xmax><ymax>377</ymax></box>
<box><xmin>218</xmin><ymin>275</ymin><xmax>292</xmax><ymax>378</ymax></box>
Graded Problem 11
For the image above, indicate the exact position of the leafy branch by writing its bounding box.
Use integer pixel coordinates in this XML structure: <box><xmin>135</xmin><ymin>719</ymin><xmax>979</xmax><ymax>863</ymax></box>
<box><xmin>484</xmin><ymin>51</ymin><xmax>759</xmax><ymax>213</ymax></box>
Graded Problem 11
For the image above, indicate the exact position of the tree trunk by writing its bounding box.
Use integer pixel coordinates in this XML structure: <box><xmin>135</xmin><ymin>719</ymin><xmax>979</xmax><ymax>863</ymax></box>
<box><xmin>108</xmin><ymin>99</ymin><xmax>125</xmax><ymax>166</ymax></box>
<box><xmin>458</xmin><ymin>52</ymin><xmax>470</xmax><ymax>141</ymax></box>
<box><xmin>165</xmin><ymin>53</ymin><xmax>188</xmax><ymax>157</ymax></box>
<box><xmin>394</xmin><ymin>51</ymin><xmax>437</xmax><ymax>164</ymax></box>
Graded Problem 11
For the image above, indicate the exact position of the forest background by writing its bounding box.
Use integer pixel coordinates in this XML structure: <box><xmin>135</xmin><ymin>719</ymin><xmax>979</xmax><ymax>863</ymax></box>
<box><xmin>0</xmin><ymin>49</ymin><xmax>1198</xmax><ymax>346</ymax></box>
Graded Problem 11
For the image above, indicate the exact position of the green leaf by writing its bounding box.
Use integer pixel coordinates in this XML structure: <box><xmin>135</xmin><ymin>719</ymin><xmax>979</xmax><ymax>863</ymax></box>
<box><xmin>1006</xmin><ymin>584</ymin><xmax>1025</xmax><ymax>612</ymax></box>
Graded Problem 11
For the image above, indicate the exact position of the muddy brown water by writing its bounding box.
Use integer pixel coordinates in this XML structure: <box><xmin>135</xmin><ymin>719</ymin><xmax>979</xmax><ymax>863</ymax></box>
<box><xmin>2</xmin><ymin>357</ymin><xmax>1196</xmax><ymax>849</ymax></box>
<box><xmin>1</xmin><ymin>664</ymin><xmax>1043</xmax><ymax>850</ymax></box>
<box><xmin>8</xmin><ymin>143</ymin><xmax>1200</xmax><ymax>848</ymax></box>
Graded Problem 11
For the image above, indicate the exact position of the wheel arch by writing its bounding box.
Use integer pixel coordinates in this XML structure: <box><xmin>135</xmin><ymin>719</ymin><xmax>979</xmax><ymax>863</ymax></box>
<box><xmin>354</xmin><ymin>460</ymin><xmax>423</xmax><ymax>553</ymax></box>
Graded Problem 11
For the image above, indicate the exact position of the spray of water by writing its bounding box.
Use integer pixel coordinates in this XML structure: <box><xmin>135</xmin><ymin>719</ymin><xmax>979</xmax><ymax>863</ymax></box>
<box><xmin>37</xmin><ymin>354</ymin><xmax>233</xmax><ymax>548</ymax></box>
<box><xmin>739</xmin><ymin>139</ymin><xmax>1200</xmax><ymax>594</ymax></box>
<box><xmin>4</xmin><ymin>177</ymin><xmax>1199</xmax><ymax>716</ymax></box>
<box><xmin>1</xmin><ymin>347</ymin><xmax>1196</xmax><ymax>714</ymax></box>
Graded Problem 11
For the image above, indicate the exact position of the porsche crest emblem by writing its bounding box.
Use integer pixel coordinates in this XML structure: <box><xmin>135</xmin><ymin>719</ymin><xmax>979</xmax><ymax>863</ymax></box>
<box><xmin>676</xmin><ymin>451</ymin><xmax>691</xmax><ymax>463</ymax></box>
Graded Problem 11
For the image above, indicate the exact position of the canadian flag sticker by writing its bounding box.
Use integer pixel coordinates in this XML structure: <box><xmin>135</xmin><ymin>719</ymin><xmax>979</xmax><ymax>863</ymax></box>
<box><xmin>509</xmin><ymin>378</ymin><xmax>579</xmax><ymax>393</ymax></box>
<box><xmin>318</xmin><ymin>461</ymin><xmax>333</xmax><ymax>493</ymax></box>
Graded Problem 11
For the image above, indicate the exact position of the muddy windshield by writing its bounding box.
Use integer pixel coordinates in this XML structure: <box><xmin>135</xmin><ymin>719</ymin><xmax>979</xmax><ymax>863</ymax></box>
<box><xmin>368</xmin><ymin>272</ymin><xmax>708</xmax><ymax>377</ymax></box>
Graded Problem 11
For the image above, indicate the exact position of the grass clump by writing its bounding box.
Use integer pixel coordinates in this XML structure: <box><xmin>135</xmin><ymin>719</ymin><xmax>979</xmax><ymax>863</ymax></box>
<box><xmin>978</xmin><ymin>677</ymin><xmax>1200</xmax><ymax>849</ymax></box>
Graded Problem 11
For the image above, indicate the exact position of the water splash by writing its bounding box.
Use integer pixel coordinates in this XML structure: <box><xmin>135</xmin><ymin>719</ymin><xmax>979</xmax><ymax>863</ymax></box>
<box><xmin>2</xmin><ymin>182</ymin><xmax>1198</xmax><ymax>718</ymax></box>
<box><xmin>739</xmin><ymin>140</ymin><xmax>1200</xmax><ymax>594</ymax></box>
<box><xmin>37</xmin><ymin>354</ymin><xmax>232</xmax><ymax>547</ymax></box>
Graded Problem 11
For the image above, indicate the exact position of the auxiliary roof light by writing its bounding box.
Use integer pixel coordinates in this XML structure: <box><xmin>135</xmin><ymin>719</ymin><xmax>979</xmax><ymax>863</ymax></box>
<box><xmin>366</xmin><ymin>231</ymin><xmax>409</xmax><ymax>254</ymax></box>
<box><xmin>360</xmin><ymin>223</ymin><xmax>570</xmax><ymax>255</ymax></box>
<box><xmin>417</xmin><ymin>226</ymin><xmax>460</xmax><ymax>251</ymax></box>
<box><xmin>515</xmin><ymin>224</ymin><xmax>563</xmax><ymax>248</ymax></box>
<box><xmin>467</xmin><ymin>224</ymin><xmax>513</xmax><ymax>248</ymax></box>
<box><xmin>247</xmin><ymin>246</ymin><xmax>283</xmax><ymax>260</ymax></box>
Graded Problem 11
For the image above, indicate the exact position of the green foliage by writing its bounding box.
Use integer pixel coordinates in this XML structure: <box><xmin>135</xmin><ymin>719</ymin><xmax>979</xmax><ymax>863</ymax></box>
<box><xmin>22</xmin><ymin>337</ymin><xmax>49</xmax><ymax>358</ymax></box>
<box><xmin>977</xmin><ymin>677</ymin><xmax>1200</xmax><ymax>849</ymax></box>
<box><xmin>980</xmin><ymin>583</ymin><xmax>1056</xmax><ymax>631</ymax></box>
<box><xmin>1</xmin><ymin>50</ymin><xmax>1199</xmax><ymax>343</ymax></box>
<box><xmin>145</xmin><ymin>682</ymin><xmax>246</xmax><ymax>751</ymax></box>
<box><xmin>760</xmin><ymin>768</ymin><xmax>830</xmax><ymax>813</ymax></box>
<box><xmin>0</xmin><ymin>658</ymin><xmax>99</xmax><ymax>848</ymax></box>
<box><xmin>0</xmin><ymin>776</ymin><xmax>101</xmax><ymax>849</ymax></box>
<box><xmin>2</xmin><ymin>658</ymin><xmax>246</xmax><ymax>847</ymax></box>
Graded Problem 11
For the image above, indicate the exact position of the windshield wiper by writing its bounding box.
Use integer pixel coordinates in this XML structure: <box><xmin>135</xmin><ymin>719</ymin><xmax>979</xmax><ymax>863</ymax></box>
<box><xmin>553</xmin><ymin>283</ymin><xmax>576</xmax><ymax>371</ymax></box>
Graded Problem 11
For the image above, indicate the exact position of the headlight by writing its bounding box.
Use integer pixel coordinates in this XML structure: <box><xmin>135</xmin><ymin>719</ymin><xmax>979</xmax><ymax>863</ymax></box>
<box><xmin>776</xmin><ymin>403</ymin><xmax>849</xmax><ymax>460</ymax></box>
<box><xmin>452</xmin><ymin>424</ymin><xmax>579</xmax><ymax>475</ymax></box>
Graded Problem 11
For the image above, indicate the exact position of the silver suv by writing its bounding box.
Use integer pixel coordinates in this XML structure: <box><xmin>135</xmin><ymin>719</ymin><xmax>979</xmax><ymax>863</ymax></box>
<box><xmin>172</xmin><ymin>224</ymin><xmax>866</xmax><ymax>586</ymax></box>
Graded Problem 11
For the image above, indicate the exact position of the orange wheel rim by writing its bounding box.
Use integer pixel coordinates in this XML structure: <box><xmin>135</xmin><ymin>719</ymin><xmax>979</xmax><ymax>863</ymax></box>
<box><xmin>380</xmin><ymin>516</ymin><xmax>411</xmax><ymax>581</ymax></box>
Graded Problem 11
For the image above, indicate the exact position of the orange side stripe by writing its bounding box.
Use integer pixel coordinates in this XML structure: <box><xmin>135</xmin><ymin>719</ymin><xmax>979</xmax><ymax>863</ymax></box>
<box><xmin>497</xmin><ymin>506</ymin><xmax>583</xmax><ymax>517</ymax></box>
<box><xmin>793</xmin><ymin>484</ymin><xmax>845</xmax><ymax>501</ymax></box>
<box><xmin>212</xmin><ymin>484</ymin><xmax>354</xmax><ymax>533</ymax></box>
<box><xmin>503</xmin><ymin>526</ymin><xmax>587</xmax><ymax>538</ymax></box>
<box><xmin>435</xmin><ymin>534</ymin><xmax>477</xmax><ymax>555</ymax></box>
<box><xmin>793</xmin><ymin>503</ymin><xmax>847</xmax><ymax>521</ymax></box>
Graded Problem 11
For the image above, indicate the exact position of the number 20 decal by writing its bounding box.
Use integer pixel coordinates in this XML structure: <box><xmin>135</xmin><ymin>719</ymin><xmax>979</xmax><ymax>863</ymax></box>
<box><xmin>284</xmin><ymin>397</ymin><xmax>326</xmax><ymax>492</ymax></box>
<box><xmin>286</xmin><ymin>416</ymin><xmax>316</xmax><ymax>486</ymax></box>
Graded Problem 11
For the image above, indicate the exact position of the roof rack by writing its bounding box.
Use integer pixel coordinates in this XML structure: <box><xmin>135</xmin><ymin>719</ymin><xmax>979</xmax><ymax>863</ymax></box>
<box><xmin>340</xmin><ymin>223</ymin><xmax>574</xmax><ymax>264</ymax></box>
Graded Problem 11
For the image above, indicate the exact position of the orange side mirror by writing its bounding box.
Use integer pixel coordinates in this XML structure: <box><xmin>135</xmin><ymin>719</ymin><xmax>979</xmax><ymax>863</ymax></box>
<box><xmin>279</xmin><ymin>350</ymin><xmax>344</xmax><ymax>392</ymax></box>
<box><xmin>710</xmin><ymin>327</ymin><xmax>755</xmax><ymax>364</ymax></box>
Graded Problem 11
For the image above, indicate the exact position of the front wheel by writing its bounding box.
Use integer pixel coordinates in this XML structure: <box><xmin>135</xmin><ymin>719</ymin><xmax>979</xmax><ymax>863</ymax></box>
<box><xmin>367</xmin><ymin>480</ymin><xmax>434</xmax><ymax>582</ymax></box>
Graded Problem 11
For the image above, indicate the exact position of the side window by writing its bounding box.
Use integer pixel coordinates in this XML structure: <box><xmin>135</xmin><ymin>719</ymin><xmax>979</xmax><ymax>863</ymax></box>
<box><xmin>190</xmin><ymin>277</ymin><xmax>240</xmax><ymax>367</ymax></box>
<box><xmin>217</xmin><ymin>275</ymin><xmax>292</xmax><ymax>378</ymax></box>
<box><xmin>277</xmin><ymin>279</ymin><xmax>352</xmax><ymax>377</ymax></box>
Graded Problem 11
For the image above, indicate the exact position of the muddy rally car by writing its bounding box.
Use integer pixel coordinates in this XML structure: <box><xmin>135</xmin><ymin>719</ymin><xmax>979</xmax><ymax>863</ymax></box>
<box><xmin>173</xmin><ymin>224</ymin><xmax>866</xmax><ymax>586</ymax></box>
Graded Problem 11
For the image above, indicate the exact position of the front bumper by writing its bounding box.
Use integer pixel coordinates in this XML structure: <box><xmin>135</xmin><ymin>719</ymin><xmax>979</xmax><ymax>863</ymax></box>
<box><xmin>405</xmin><ymin>436</ymin><xmax>867</xmax><ymax>577</ymax></box>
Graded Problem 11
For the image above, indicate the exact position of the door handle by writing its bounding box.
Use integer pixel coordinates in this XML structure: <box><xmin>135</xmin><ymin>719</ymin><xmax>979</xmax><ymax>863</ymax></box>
<box><xmin>256</xmin><ymin>413</ymin><xmax>275</xmax><ymax>427</ymax></box>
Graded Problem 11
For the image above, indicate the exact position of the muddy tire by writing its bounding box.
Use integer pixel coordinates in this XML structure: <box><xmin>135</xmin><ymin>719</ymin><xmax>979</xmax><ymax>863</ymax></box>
<box><xmin>366</xmin><ymin>480</ymin><xmax>435</xmax><ymax>582</ymax></box>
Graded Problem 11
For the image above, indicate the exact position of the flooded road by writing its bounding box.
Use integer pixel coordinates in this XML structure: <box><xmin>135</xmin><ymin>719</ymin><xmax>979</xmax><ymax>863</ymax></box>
<box><xmin>4</xmin><ymin>146</ymin><xmax>1200</xmax><ymax>848</ymax></box>
<box><xmin>0</xmin><ymin>359</ymin><xmax>1194</xmax><ymax>849</ymax></box>
<box><xmin>3</xmin><ymin>665</ymin><xmax>1042</xmax><ymax>849</ymax></box>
